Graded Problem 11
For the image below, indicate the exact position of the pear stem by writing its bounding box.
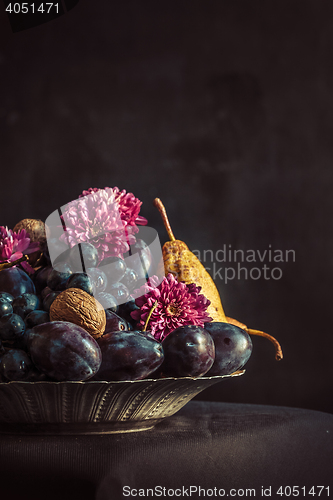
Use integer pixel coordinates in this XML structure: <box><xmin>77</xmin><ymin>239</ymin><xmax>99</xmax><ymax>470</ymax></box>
<box><xmin>0</xmin><ymin>255</ymin><xmax>29</xmax><ymax>271</ymax></box>
<box><xmin>143</xmin><ymin>300</ymin><xmax>158</xmax><ymax>332</ymax></box>
<box><xmin>153</xmin><ymin>198</ymin><xmax>176</xmax><ymax>241</ymax></box>
<box><xmin>247</xmin><ymin>328</ymin><xmax>283</xmax><ymax>361</ymax></box>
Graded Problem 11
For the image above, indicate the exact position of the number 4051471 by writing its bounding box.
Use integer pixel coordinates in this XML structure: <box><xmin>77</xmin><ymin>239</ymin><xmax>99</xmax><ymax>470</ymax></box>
<box><xmin>277</xmin><ymin>486</ymin><xmax>329</xmax><ymax>496</ymax></box>
<box><xmin>5</xmin><ymin>3</ymin><xmax>59</xmax><ymax>14</ymax></box>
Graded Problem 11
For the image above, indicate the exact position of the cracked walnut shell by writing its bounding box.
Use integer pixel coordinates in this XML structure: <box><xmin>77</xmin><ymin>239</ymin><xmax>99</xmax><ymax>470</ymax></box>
<box><xmin>49</xmin><ymin>288</ymin><xmax>106</xmax><ymax>339</ymax></box>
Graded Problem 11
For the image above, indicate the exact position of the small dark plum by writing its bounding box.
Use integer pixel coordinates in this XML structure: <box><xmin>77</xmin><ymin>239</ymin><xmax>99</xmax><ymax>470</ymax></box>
<box><xmin>118</xmin><ymin>297</ymin><xmax>139</xmax><ymax>324</ymax></box>
<box><xmin>99</xmin><ymin>256</ymin><xmax>126</xmax><ymax>284</ymax></box>
<box><xmin>32</xmin><ymin>265</ymin><xmax>52</xmax><ymax>294</ymax></box>
<box><xmin>86</xmin><ymin>267</ymin><xmax>107</xmax><ymax>293</ymax></box>
<box><xmin>0</xmin><ymin>297</ymin><xmax>13</xmax><ymax>317</ymax></box>
<box><xmin>0</xmin><ymin>313</ymin><xmax>26</xmax><ymax>341</ymax></box>
<box><xmin>21</xmin><ymin>366</ymin><xmax>51</xmax><ymax>382</ymax></box>
<box><xmin>0</xmin><ymin>292</ymin><xmax>14</xmax><ymax>303</ymax></box>
<box><xmin>65</xmin><ymin>273</ymin><xmax>95</xmax><ymax>296</ymax></box>
<box><xmin>29</xmin><ymin>321</ymin><xmax>102</xmax><ymax>381</ymax></box>
<box><xmin>43</xmin><ymin>291</ymin><xmax>61</xmax><ymax>312</ymax></box>
<box><xmin>45</xmin><ymin>237</ymin><xmax>69</xmax><ymax>265</ymax></box>
<box><xmin>95</xmin><ymin>330</ymin><xmax>164</xmax><ymax>381</ymax></box>
<box><xmin>106</xmin><ymin>282</ymin><xmax>130</xmax><ymax>305</ymax></box>
<box><xmin>160</xmin><ymin>325</ymin><xmax>215</xmax><ymax>378</ymax></box>
<box><xmin>0</xmin><ymin>348</ymin><xmax>33</xmax><ymax>381</ymax></box>
<box><xmin>96</xmin><ymin>292</ymin><xmax>118</xmax><ymax>313</ymax></box>
<box><xmin>104</xmin><ymin>310</ymin><xmax>129</xmax><ymax>334</ymax></box>
<box><xmin>12</xmin><ymin>293</ymin><xmax>40</xmax><ymax>318</ymax></box>
<box><xmin>47</xmin><ymin>262</ymin><xmax>73</xmax><ymax>291</ymax></box>
<box><xmin>121</xmin><ymin>268</ymin><xmax>139</xmax><ymax>291</ymax></box>
<box><xmin>128</xmin><ymin>240</ymin><xmax>152</xmax><ymax>279</ymax></box>
<box><xmin>0</xmin><ymin>267</ymin><xmax>36</xmax><ymax>298</ymax></box>
<box><xmin>25</xmin><ymin>310</ymin><xmax>50</xmax><ymax>328</ymax></box>
<box><xmin>11</xmin><ymin>328</ymin><xmax>32</xmax><ymax>351</ymax></box>
<box><xmin>204</xmin><ymin>322</ymin><xmax>253</xmax><ymax>376</ymax></box>
<box><xmin>69</xmin><ymin>242</ymin><xmax>99</xmax><ymax>271</ymax></box>
<box><xmin>41</xmin><ymin>286</ymin><xmax>53</xmax><ymax>300</ymax></box>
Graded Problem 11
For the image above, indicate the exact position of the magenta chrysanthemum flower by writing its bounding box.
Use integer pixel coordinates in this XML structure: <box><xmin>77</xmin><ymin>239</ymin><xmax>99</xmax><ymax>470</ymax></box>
<box><xmin>131</xmin><ymin>273</ymin><xmax>212</xmax><ymax>341</ymax></box>
<box><xmin>0</xmin><ymin>226</ymin><xmax>40</xmax><ymax>271</ymax></box>
<box><xmin>60</xmin><ymin>188</ymin><xmax>138</xmax><ymax>261</ymax></box>
<box><xmin>79</xmin><ymin>187</ymin><xmax>148</xmax><ymax>227</ymax></box>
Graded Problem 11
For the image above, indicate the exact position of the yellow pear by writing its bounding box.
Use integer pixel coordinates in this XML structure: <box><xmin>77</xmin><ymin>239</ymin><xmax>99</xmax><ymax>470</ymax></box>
<box><xmin>153</xmin><ymin>198</ymin><xmax>227</xmax><ymax>323</ymax></box>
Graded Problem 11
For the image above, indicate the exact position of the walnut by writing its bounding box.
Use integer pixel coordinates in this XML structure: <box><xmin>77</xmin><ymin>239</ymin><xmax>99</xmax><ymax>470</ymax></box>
<box><xmin>49</xmin><ymin>288</ymin><xmax>106</xmax><ymax>339</ymax></box>
<box><xmin>13</xmin><ymin>218</ymin><xmax>46</xmax><ymax>245</ymax></box>
<box><xmin>13</xmin><ymin>218</ymin><xmax>46</xmax><ymax>267</ymax></box>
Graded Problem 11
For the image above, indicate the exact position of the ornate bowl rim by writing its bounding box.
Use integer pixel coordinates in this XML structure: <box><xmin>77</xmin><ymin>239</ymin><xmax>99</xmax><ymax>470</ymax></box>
<box><xmin>0</xmin><ymin>369</ymin><xmax>245</xmax><ymax>385</ymax></box>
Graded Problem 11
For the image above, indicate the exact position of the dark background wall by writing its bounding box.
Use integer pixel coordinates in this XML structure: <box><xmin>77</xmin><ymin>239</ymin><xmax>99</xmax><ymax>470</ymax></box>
<box><xmin>0</xmin><ymin>1</ymin><xmax>332</xmax><ymax>414</ymax></box>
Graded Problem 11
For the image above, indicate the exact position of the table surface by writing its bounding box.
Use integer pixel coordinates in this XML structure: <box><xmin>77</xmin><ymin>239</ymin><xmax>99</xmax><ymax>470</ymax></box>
<box><xmin>0</xmin><ymin>400</ymin><xmax>332</xmax><ymax>500</ymax></box>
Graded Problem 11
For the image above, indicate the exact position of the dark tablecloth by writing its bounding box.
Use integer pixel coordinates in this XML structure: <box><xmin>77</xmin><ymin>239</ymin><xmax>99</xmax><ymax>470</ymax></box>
<box><xmin>0</xmin><ymin>401</ymin><xmax>332</xmax><ymax>500</ymax></box>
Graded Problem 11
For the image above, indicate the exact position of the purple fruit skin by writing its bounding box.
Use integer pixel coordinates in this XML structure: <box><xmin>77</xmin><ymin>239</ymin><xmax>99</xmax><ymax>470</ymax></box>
<box><xmin>41</xmin><ymin>286</ymin><xmax>53</xmax><ymax>300</ymax></box>
<box><xmin>0</xmin><ymin>267</ymin><xmax>36</xmax><ymax>298</ymax></box>
<box><xmin>0</xmin><ymin>313</ymin><xmax>26</xmax><ymax>341</ymax></box>
<box><xmin>33</xmin><ymin>265</ymin><xmax>52</xmax><ymax>294</ymax></box>
<box><xmin>160</xmin><ymin>325</ymin><xmax>215</xmax><ymax>378</ymax></box>
<box><xmin>96</xmin><ymin>292</ymin><xmax>118</xmax><ymax>313</ymax></box>
<box><xmin>0</xmin><ymin>348</ymin><xmax>33</xmax><ymax>381</ymax></box>
<box><xmin>129</xmin><ymin>242</ymin><xmax>152</xmax><ymax>279</ymax></box>
<box><xmin>204</xmin><ymin>322</ymin><xmax>253</xmax><ymax>376</ymax></box>
<box><xmin>42</xmin><ymin>291</ymin><xmax>61</xmax><ymax>312</ymax></box>
<box><xmin>104</xmin><ymin>310</ymin><xmax>129</xmax><ymax>334</ymax></box>
<box><xmin>29</xmin><ymin>321</ymin><xmax>102</xmax><ymax>381</ymax></box>
<box><xmin>25</xmin><ymin>310</ymin><xmax>50</xmax><ymax>328</ymax></box>
<box><xmin>95</xmin><ymin>330</ymin><xmax>164</xmax><ymax>381</ymax></box>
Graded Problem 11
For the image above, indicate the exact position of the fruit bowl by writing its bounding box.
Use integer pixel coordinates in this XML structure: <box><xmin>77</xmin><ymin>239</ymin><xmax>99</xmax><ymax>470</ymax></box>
<box><xmin>0</xmin><ymin>371</ymin><xmax>244</xmax><ymax>435</ymax></box>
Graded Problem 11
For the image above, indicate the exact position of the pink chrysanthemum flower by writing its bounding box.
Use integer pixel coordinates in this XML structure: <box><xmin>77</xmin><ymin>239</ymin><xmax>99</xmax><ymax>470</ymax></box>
<box><xmin>60</xmin><ymin>188</ymin><xmax>138</xmax><ymax>261</ymax></box>
<box><xmin>131</xmin><ymin>273</ymin><xmax>212</xmax><ymax>341</ymax></box>
<box><xmin>0</xmin><ymin>226</ymin><xmax>40</xmax><ymax>272</ymax></box>
<box><xmin>80</xmin><ymin>187</ymin><xmax>148</xmax><ymax>227</ymax></box>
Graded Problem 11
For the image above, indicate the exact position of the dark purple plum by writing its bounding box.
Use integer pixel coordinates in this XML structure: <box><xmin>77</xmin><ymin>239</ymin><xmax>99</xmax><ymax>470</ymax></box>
<box><xmin>0</xmin><ymin>267</ymin><xmax>36</xmax><ymax>298</ymax></box>
<box><xmin>204</xmin><ymin>322</ymin><xmax>253</xmax><ymax>376</ymax></box>
<box><xmin>99</xmin><ymin>256</ymin><xmax>126</xmax><ymax>284</ymax></box>
<box><xmin>0</xmin><ymin>297</ymin><xmax>13</xmax><ymax>317</ymax></box>
<box><xmin>21</xmin><ymin>366</ymin><xmax>51</xmax><ymax>382</ymax></box>
<box><xmin>0</xmin><ymin>348</ymin><xmax>34</xmax><ymax>381</ymax></box>
<box><xmin>0</xmin><ymin>340</ymin><xmax>5</xmax><ymax>356</ymax></box>
<box><xmin>86</xmin><ymin>267</ymin><xmax>107</xmax><ymax>293</ymax></box>
<box><xmin>95</xmin><ymin>330</ymin><xmax>164</xmax><ymax>381</ymax></box>
<box><xmin>120</xmin><ymin>268</ymin><xmax>139</xmax><ymax>291</ymax></box>
<box><xmin>25</xmin><ymin>310</ymin><xmax>50</xmax><ymax>328</ymax></box>
<box><xmin>96</xmin><ymin>292</ymin><xmax>118</xmax><ymax>313</ymax></box>
<box><xmin>29</xmin><ymin>321</ymin><xmax>102</xmax><ymax>381</ymax></box>
<box><xmin>11</xmin><ymin>327</ymin><xmax>32</xmax><ymax>351</ymax></box>
<box><xmin>0</xmin><ymin>292</ymin><xmax>14</xmax><ymax>304</ymax></box>
<box><xmin>104</xmin><ymin>310</ymin><xmax>129</xmax><ymax>334</ymax></box>
<box><xmin>118</xmin><ymin>297</ymin><xmax>139</xmax><ymax>324</ymax></box>
<box><xmin>159</xmin><ymin>325</ymin><xmax>215</xmax><ymax>378</ymax></box>
<box><xmin>47</xmin><ymin>262</ymin><xmax>73</xmax><ymax>291</ymax></box>
<box><xmin>32</xmin><ymin>265</ymin><xmax>52</xmax><ymax>294</ymax></box>
<box><xmin>69</xmin><ymin>242</ymin><xmax>99</xmax><ymax>271</ymax></box>
<box><xmin>44</xmin><ymin>237</ymin><xmax>69</xmax><ymax>266</ymax></box>
<box><xmin>42</xmin><ymin>291</ymin><xmax>61</xmax><ymax>312</ymax></box>
<box><xmin>128</xmin><ymin>239</ymin><xmax>152</xmax><ymax>279</ymax></box>
<box><xmin>106</xmin><ymin>282</ymin><xmax>130</xmax><ymax>304</ymax></box>
<box><xmin>41</xmin><ymin>286</ymin><xmax>53</xmax><ymax>300</ymax></box>
<box><xmin>0</xmin><ymin>313</ymin><xmax>25</xmax><ymax>341</ymax></box>
<box><xmin>12</xmin><ymin>293</ymin><xmax>40</xmax><ymax>318</ymax></box>
<box><xmin>65</xmin><ymin>273</ymin><xmax>95</xmax><ymax>296</ymax></box>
